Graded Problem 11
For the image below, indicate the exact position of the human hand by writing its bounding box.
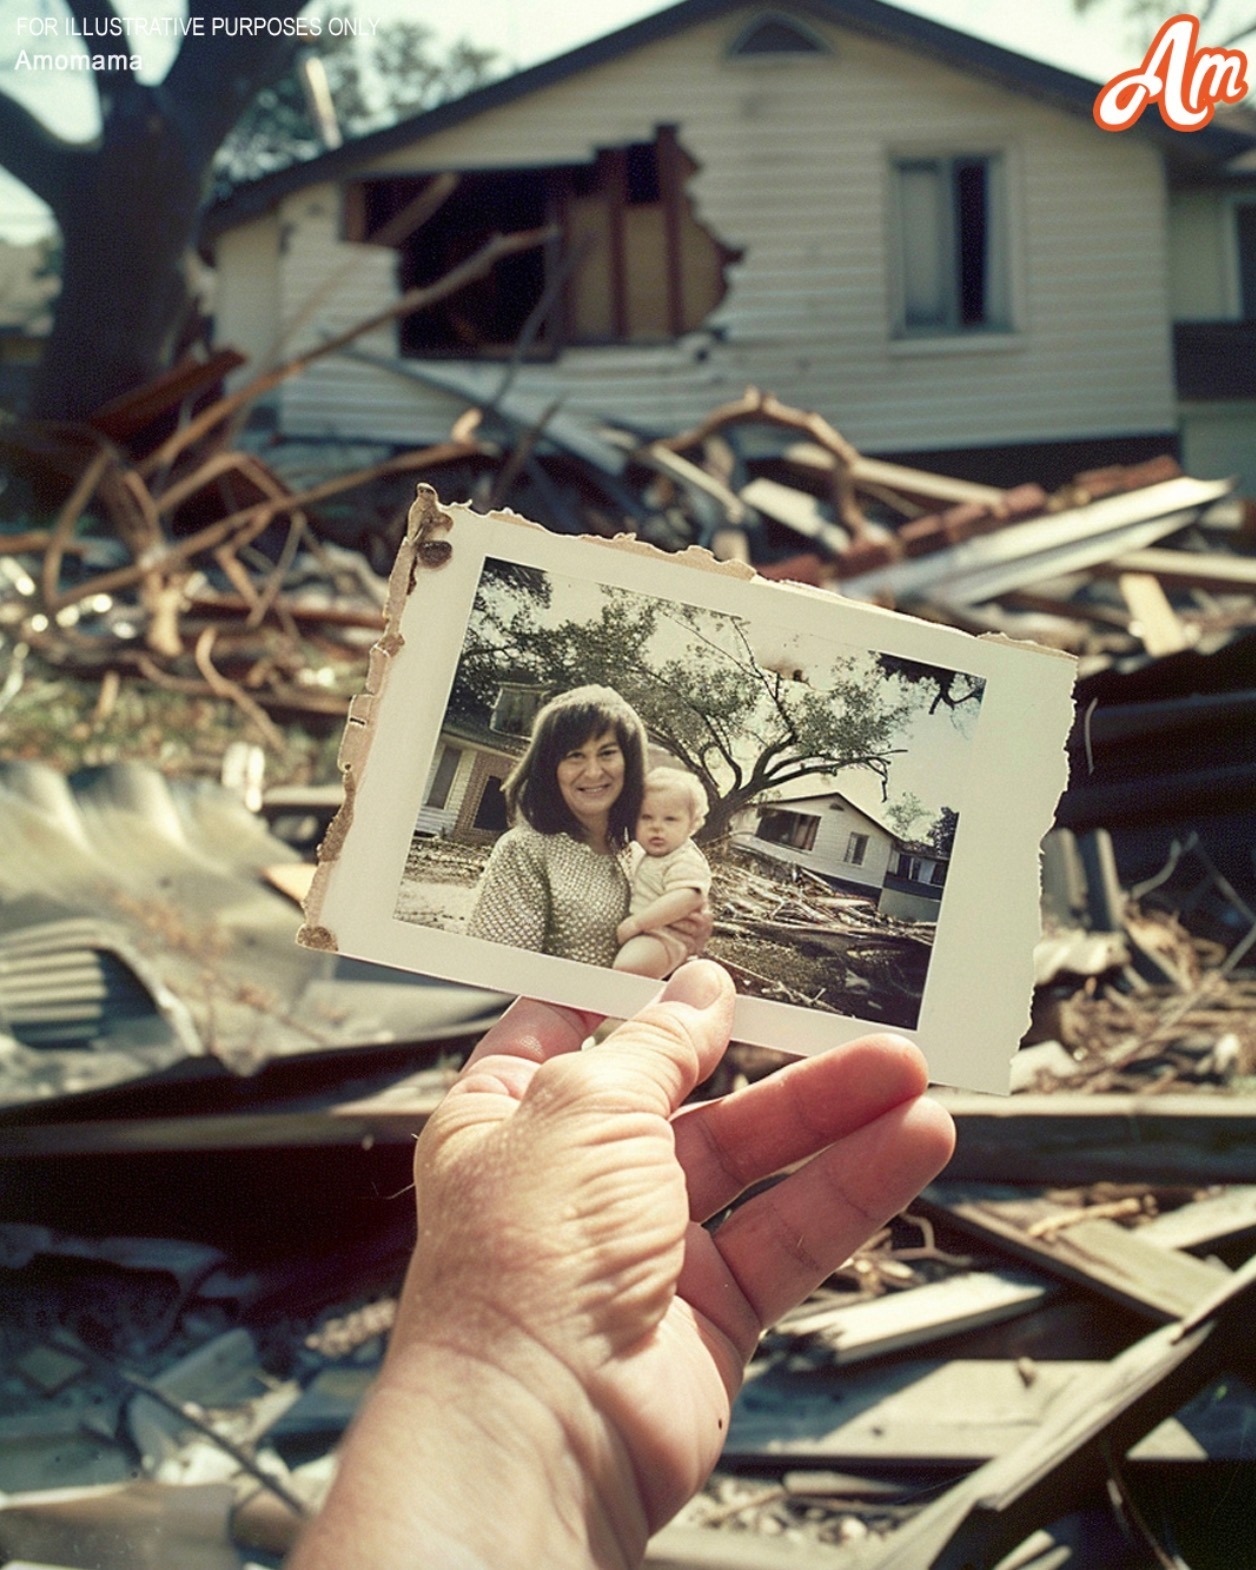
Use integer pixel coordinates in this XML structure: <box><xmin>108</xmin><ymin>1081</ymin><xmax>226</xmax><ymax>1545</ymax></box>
<box><xmin>615</xmin><ymin>916</ymin><xmax>636</xmax><ymax>946</ymax></box>
<box><xmin>289</xmin><ymin>961</ymin><xmax>953</xmax><ymax>1570</ymax></box>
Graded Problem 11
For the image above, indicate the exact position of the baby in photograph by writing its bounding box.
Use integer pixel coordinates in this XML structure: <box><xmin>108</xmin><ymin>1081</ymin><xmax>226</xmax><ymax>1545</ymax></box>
<box><xmin>614</xmin><ymin>767</ymin><xmax>713</xmax><ymax>979</ymax></box>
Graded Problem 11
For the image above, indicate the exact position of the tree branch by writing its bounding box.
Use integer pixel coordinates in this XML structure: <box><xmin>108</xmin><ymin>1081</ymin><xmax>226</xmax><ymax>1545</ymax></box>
<box><xmin>0</xmin><ymin>90</ymin><xmax>88</xmax><ymax>211</ymax></box>
<box><xmin>163</xmin><ymin>0</ymin><xmax>312</xmax><ymax>164</ymax></box>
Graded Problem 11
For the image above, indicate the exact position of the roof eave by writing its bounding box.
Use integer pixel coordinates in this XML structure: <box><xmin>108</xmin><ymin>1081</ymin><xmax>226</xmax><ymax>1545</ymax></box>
<box><xmin>200</xmin><ymin>0</ymin><xmax>1256</xmax><ymax>243</ymax></box>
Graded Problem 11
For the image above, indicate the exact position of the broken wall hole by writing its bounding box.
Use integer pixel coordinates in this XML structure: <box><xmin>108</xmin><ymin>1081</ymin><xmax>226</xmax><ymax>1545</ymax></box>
<box><xmin>346</xmin><ymin>127</ymin><xmax>740</xmax><ymax>356</ymax></box>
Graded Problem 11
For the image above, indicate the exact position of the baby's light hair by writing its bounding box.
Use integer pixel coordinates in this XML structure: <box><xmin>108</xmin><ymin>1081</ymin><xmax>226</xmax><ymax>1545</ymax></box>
<box><xmin>642</xmin><ymin>766</ymin><xmax>708</xmax><ymax>830</ymax></box>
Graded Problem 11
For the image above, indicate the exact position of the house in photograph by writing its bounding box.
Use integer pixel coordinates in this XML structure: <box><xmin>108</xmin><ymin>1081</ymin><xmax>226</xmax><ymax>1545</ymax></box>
<box><xmin>203</xmin><ymin>0</ymin><xmax>1256</xmax><ymax>488</ymax></box>
<box><xmin>732</xmin><ymin>787</ymin><xmax>949</xmax><ymax>919</ymax></box>
<box><xmin>416</xmin><ymin>683</ymin><xmax>548</xmax><ymax>841</ymax></box>
<box><xmin>880</xmin><ymin>836</ymin><xmax>950</xmax><ymax>921</ymax></box>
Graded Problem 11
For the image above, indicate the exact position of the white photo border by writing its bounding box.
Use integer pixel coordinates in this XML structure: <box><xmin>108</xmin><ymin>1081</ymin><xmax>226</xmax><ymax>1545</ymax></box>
<box><xmin>304</xmin><ymin>502</ymin><xmax>1075</xmax><ymax>1094</ymax></box>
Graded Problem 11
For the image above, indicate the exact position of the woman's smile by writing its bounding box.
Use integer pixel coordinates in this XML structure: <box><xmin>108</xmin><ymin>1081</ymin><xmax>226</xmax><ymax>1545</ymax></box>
<box><xmin>557</xmin><ymin>730</ymin><xmax>625</xmax><ymax>832</ymax></box>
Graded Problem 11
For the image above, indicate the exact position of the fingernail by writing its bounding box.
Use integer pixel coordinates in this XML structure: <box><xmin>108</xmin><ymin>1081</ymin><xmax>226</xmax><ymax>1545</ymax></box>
<box><xmin>659</xmin><ymin>961</ymin><xmax>725</xmax><ymax>1010</ymax></box>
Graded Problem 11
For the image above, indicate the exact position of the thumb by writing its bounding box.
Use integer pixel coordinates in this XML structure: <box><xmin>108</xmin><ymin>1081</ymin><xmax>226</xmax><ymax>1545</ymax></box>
<box><xmin>585</xmin><ymin>960</ymin><xmax>736</xmax><ymax>1119</ymax></box>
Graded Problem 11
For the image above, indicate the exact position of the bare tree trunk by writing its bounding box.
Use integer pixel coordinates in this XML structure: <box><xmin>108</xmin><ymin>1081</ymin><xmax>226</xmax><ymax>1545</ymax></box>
<box><xmin>4</xmin><ymin>0</ymin><xmax>308</xmax><ymax>424</ymax></box>
<box><xmin>28</xmin><ymin>93</ymin><xmax>205</xmax><ymax>420</ymax></box>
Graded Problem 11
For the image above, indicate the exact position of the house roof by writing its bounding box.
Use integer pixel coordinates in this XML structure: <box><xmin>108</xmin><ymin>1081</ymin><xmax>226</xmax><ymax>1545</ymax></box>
<box><xmin>441</xmin><ymin>712</ymin><xmax>529</xmax><ymax>756</ymax></box>
<box><xmin>203</xmin><ymin>0</ymin><xmax>1255</xmax><ymax>240</ymax></box>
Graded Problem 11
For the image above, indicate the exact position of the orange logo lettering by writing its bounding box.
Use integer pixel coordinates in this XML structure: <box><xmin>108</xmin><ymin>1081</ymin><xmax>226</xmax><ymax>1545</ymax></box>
<box><xmin>1094</xmin><ymin>14</ymin><xmax>1248</xmax><ymax>132</ymax></box>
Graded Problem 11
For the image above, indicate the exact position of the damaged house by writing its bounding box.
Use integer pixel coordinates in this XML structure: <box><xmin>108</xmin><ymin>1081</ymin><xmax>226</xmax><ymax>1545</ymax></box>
<box><xmin>203</xmin><ymin>0</ymin><xmax>1256</xmax><ymax>487</ymax></box>
<box><xmin>733</xmin><ymin>786</ymin><xmax>949</xmax><ymax>920</ymax></box>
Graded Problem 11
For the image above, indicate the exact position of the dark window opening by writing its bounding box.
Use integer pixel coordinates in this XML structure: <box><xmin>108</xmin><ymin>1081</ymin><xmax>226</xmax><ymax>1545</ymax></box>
<box><xmin>473</xmin><ymin>776</ymin><xmax>509</xmax><ymax>834</ymax></box>
<box><xmin>846</xmin><ymin>832</ymin><xmax>869</xmax><ymax>867</ymax></box>
<box><xmin>757</xmin><ymin>809</ymin><xmax>819</xmax><ymax>851</ymax></box>
<box><xmin>376</xmin><ymin>170</ymin><xmax>554</xmax><ymax>354</ymax></box>
<box><xmin>955</xmin><ymin>159</ymin><xmax>989</xmax><ymax>327</ymax></box>
<box><xmin>345</xmin><ymin>128</ymin><xmax>738</xmax><ymax>358</ymax></box>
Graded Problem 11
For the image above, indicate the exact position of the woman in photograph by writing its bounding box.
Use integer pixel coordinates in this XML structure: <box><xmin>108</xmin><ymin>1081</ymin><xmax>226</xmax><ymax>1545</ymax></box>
<box><xmin>467</xmin><ymin>684</ymin><xmax>706</xmax><ymax>967</ymax></box>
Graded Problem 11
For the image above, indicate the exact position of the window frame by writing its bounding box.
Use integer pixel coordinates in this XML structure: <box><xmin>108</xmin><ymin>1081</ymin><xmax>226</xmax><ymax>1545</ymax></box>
<box><xmin>887</xmin><ymin>145</ymin><xmax>1020</xmax><ymax>346</ymax></box>
<box><xmin>757</xmin><ymin>808</ymin><xmax>820</xmax><ymax>851</ymax></box>
<box><xmin>726</xmin><ymin>10</ymin><xmax>834</xmax><ymax>61</ymax></box>
<box><xmin>1225</xmin><ymin>193</ymin><xmax>1256</xmax><ymax>320</ymax></box>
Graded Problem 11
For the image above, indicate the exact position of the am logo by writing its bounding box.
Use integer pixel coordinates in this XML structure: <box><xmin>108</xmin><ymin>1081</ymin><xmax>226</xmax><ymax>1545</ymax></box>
<box><xmin>1094</xmin><ymin>14</ymin><xmax>1248</xmax><ymax>132</ymax></box>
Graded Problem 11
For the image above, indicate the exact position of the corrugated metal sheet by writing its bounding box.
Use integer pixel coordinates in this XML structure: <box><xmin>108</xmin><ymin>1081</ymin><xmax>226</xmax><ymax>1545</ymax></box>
<box><xmin>0</xmin><ymin>762</ymin><xmax>501</xmax><ymax>1108</ymax></box>
<box><xmin>212</xmin><ymin>10</ymin><xmax>1177</xmax><ymax>454</ymax></box>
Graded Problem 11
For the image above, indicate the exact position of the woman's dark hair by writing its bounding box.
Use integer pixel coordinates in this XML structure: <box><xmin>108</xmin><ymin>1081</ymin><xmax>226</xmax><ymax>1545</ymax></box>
<box><xmin>504</xmin><ymin>685</ymin><xmax>647</xmax><ymax>845</ymax></box>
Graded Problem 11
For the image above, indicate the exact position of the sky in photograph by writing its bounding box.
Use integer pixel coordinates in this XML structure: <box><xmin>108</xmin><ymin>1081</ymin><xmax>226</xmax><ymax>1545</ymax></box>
<box><xmin>0</xmin><ymin>0</ymin><xmax>1206</xmax><ymax>239</ymax></box>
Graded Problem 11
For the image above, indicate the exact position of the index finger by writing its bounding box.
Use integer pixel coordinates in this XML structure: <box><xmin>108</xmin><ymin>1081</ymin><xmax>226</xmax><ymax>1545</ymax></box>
<box><xmin>461</xmin><ymin>994</ymin><xmax>601</xmax><ymax>1073</ymax></box>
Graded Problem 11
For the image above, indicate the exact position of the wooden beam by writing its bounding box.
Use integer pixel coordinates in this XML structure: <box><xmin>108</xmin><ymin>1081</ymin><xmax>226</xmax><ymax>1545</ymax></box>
<box><xmin>603</xmin><ymin>147</ymin><xmax>630</xmax><ymax>340</ymax></box>
<box><xmin>657</xmin><ymin>124</ymin><xmax>686</xmax><ymax>337</ymax></box>
<box><xmin>1117</xmin><ymin>571</ymin><xmax>1191</xmax><ymax>656</ymax></box>
<box><xmin>921</xmin><ymin>1184</ymin><xmax>1227</xmax><ymax>1322</ymax></box>
<box><xmin>855</xmin><ymin>1257</ymin><xmax>1256</xmax><ymax>1570</ymax></box>
<box><xmin>937</xmin><ymin>1093</ymin><xmax>1256</xmax><ymax>1186</ymax></box>
<box><xmin>1097</xmin><ymin>546</ymin><xmax>1256</xmax><ymax>593</ymax></box>
<box><xmin>775</xmin><ymin>1269</ymin><xmax>1054</xmax><ymax>1364</ymax></box>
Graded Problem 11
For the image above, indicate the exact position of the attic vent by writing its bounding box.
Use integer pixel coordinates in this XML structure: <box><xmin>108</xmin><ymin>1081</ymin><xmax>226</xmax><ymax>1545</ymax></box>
<box><xmin>729</xmin><ymin>13</ymin><xmax>831</xmax><ymax>56</ymax></box>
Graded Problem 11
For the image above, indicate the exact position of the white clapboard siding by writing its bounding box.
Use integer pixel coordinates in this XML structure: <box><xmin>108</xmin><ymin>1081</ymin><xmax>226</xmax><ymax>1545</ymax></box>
<box><xmin>735</xmin><ymin>792</ymin><xmax>893</xmax><ymax>892</ymax></box>
<box><xmin>213</xmin><ymin>7</ymin><xmax>1176</xmax><ymax>453</ymax></box>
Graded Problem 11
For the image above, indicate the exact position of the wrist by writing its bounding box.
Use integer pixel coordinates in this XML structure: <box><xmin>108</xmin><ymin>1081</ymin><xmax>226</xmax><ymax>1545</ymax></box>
<box><xmin>293</xmin><ymin>1328</ymin><xmax>647</xmax><ymax>1570</ymax></box>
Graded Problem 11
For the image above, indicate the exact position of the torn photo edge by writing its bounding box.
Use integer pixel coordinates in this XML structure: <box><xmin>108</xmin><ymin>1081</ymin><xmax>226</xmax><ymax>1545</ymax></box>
<box><xmin>299</xmin><ymin>484</ymin><xmax>1076</xmax><ymax>1095</ymax></box>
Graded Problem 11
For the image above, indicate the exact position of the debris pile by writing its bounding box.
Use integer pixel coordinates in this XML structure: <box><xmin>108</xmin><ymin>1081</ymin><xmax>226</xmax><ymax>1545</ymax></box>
<box><xmin>2</xmin><ymin>342</ymin><xmax>1256</xmax><ymax>1565</ymax></box>
<box><xmin>707</xmin><ymin>854</ymin><xmax>932</xmax><ymax>1025</ymax></box>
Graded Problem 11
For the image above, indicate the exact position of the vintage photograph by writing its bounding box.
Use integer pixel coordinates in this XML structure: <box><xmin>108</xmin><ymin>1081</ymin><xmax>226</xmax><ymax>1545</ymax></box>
<box><xmin>304</xmin><ymin>502</ymin><xmax>1074</xmax><ymax>1092</ymax></box>
<box><xmin>392</xmin><ymin>555</ymin><xmax>987</xmax><ymax>1033</ymax></box>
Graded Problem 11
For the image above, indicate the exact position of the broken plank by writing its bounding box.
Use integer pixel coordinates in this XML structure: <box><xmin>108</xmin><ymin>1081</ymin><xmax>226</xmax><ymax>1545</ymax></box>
<box><xmin>1117</xmin><ymin>571</ymin><xmax>1191</xmax><ymax>656</ymax></box>
<box><xmin>776</xmin><ymin>1269</ymin><xmax>1055</xmax><ymax>1364</ymax></box>
<box><xmin>1098</xmin><ymin>545</ymin><xmax>1256</xmax><ymax>593</ymax></box>
<box><xmin>0</xmin><ymin>1084</ymin><xmax>448</xmax><ymax>1158</ymax></box>
<box><xmin>727</xmin><ymin>1358</ymin><xmax>1096</xmax><ymax>1467</ymax></box>
<box><xmin>937</xmin><ymin>1093</ymin><xmax>1256</xmax><ymax>1186</ymax></box>
<box><xmin>1137</xmin><ymin>1186</ymin><xmax>1256</xmax><ymax>1254</ymax></box>
<box><xmin>921</xmin><ymin>1184</ymin><xmax>1227</xmax><ymax>1322</ymax></box>
<box><xmin>726</xmin><ymin>1357</ymin><xmax>1255</xmax><ymax>1470</ymax></box>
<box><xmin>783</xmin><ymin>441</ymin><xmax>1004</xmax><ymax>507</ymax></box>
<box><xmin>844</xmin><ymin>1255</ymin><xmax>1256</xmax><ymax>1570</ymax></box>
<box><xmin>839</xmin><ymin>477</ymin><xmax>1233</xmax><ymax>605</ymax></box>
<box><xmin>738</xmin><ymin>476</ymin><xmax>849</xmax><ymax>555</ymax></box>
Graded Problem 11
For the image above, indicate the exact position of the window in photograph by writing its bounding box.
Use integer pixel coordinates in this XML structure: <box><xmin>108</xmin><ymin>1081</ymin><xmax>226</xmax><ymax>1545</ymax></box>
<box><xmin>891</xmin><ymin>153</ymin><xmax>1010</xmax><ymax>336</ymax></box>
<box><xmin>845</xmin><ymin>831</ymin><xmax>869</xmax><ymax>866</ymax></box>
<box><xmin>758</xmin><ymin>808</ymin><xmax>820</xmax><ymax>850</ymax></box>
